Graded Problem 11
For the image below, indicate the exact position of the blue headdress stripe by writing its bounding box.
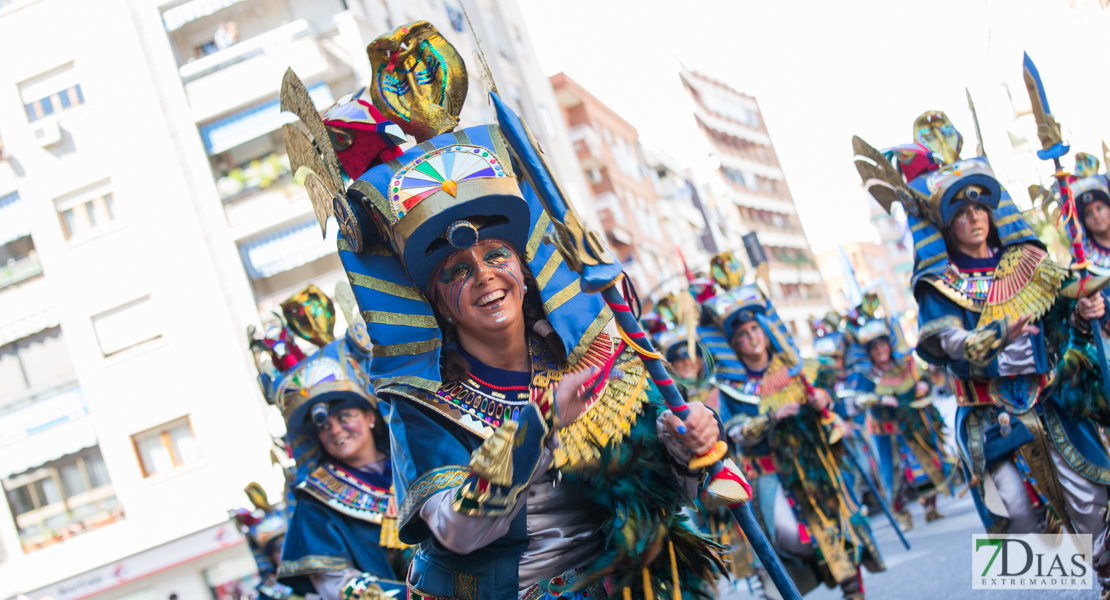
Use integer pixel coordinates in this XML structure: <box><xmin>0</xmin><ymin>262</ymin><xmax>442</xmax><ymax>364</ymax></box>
<box><xmin>339</xmin><ymin>244</ymin><xmax>443</xmax><ymax>393</ymax></box>
<box><xmin>908</xmin><ymin>185</ymin><xmax>1039</xmax><ymax>294</ymax></box>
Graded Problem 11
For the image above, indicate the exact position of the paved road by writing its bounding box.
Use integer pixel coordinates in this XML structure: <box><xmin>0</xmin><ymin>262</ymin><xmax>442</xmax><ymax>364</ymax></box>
<box><xmin>719</xmin><ymin>493</ymin><xmax>1100</xmax><ymax>599</ymax></box>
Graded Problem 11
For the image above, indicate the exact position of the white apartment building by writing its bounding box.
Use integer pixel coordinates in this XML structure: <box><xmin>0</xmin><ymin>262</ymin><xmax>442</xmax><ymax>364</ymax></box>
<box><xmin>679</xmin><ymin>68</ymin><xmax>831</xmax><ymax>348</ymax></box>
<box><xmin>0</xmin><ymin>0</ymin><xmax>585</xmax><ymax>599</ymax></box>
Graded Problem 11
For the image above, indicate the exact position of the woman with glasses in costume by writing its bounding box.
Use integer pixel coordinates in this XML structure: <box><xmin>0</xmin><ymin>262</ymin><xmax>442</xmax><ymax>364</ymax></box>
<box><xmin>248</xmin><ymin>286</ymin><xmax>406</xmax><ymax>600</ymax></box>
<box><xmin>850</xmin><ymin>320</ymin><xmax>949</xmax><ymax>530</ymax></box>
<box><xmin>707</xmin><ymin>286</ymin><xmax>883</xmax><ymax>600</ymax></box>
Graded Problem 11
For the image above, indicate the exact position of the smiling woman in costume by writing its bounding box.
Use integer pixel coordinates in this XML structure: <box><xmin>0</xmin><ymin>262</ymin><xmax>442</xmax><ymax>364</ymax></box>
<box><xmin>294</xmin><ymin>21</ymin><xmax>730</xmax><ymax>600</ymax></box>
<box><xmin>248</xmin><ymin>286</ymin><xmax>406</xmax><ymax>600</ymax></box>
<box><xmin>852</xmin><ymin>112</ymin><xmax>1110</xmax><ymax>590</ymax></box>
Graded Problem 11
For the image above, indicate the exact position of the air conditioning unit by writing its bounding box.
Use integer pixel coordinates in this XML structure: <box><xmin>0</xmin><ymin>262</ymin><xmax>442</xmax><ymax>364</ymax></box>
<box><xmin>33</xmin><ymin>121</ymin><xmax>61</xmax><ymax>147</ymax></box>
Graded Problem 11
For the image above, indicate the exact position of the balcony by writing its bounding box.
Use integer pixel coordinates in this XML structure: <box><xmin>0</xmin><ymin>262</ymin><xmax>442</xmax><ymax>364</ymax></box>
<box><xmin>181</xmin><ymin>19</ymin><xmax>333</xmax><ymax>123</ymax></box>
<box><xmin>569</xmin><ymin>124</ymin><xmax>606</xmax><ymax>171</ymax></box>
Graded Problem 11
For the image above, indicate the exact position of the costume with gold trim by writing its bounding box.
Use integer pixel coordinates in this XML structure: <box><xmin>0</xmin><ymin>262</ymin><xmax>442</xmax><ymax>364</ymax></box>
<box><xmin>289</xmin><ymin>21</ymin><xmax>726</xmax><ymax>600</ymax></box>
<box><xmin>708</xmin><ymin>286</ymin><xmax>884</xmax><ymax>596</ymax></box>
<box><xmin>248</xmin><ymin>286</ymin><xmax>405</xmax><ymax>599</ymax></box>
<box><xmin>848</xmin><ymin>319</ymin><xmax>950</xmax><ymax>520</ymax></box>
<box><xmin>851</xmin><ymin>112</ymin><xmax>1110</xmax><ymax>536</ymax></box>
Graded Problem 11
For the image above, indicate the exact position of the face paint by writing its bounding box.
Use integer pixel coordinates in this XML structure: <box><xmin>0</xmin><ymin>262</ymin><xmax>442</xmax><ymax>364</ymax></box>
<box><xmin>485</xmin><ymin>245</ymin><xmax>524</xmax><ymax>296</ymax></box>
<box><xmin>439</xmin><ymin>261</ymin><xmax>473</xmax><ymax>319</ymax></box>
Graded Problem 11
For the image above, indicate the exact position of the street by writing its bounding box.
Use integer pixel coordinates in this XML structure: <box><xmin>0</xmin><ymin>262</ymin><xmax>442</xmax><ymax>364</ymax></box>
<box><xmin>720</xmin><ymin>493</ymin><xmax>1099</xmax><ymax>599</ymax></box>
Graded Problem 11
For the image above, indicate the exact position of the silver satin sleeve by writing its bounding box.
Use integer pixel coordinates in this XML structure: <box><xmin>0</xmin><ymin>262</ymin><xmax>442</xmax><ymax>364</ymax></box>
<box><xmin>307</xmin><ymin>569</ymin><xmax>362</xmax><ymax>600</ymax></box>
<box><xmin>935</xmin><ymin>327</ymin><xmax>1037</xmax><ymax>375</ymax></box>
<box><xmin>419</xmin><ymin>440</ymin><xmax>556</xmax><ymax>555</ymax></box>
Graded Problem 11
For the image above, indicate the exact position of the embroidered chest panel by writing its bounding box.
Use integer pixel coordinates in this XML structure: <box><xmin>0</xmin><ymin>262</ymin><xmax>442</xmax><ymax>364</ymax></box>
<box><xmin>939</xmin><ymin>264</ymin><xmax>993</xmax><ymax>309</ymax></box>
<box><xmin>871</xmin><ymin>361</ymin><xmax>915</xmax><ymax>397</ymax></box>
<box><xmin>300</xmin><ymin>462</ymin><xmax>391</xmax><ymax>524</ymax></box>
<box><xmin>926</xmin><ymin>244</ymin><xmax>1063</xmax><ymax>328</ymax></box>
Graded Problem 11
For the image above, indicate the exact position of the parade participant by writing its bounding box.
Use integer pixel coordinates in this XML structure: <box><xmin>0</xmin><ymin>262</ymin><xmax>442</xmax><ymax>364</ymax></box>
<box><xmin>230</xmin><ymin>484</ymin><xmax>293</xmax><ymax>600</ymax></box>
<box><xmin>850</xmin><ymin>320</ymin><xmax>949</xmax><ymax>530</ymax></box>
<box><xmin>851</xmin><ymin>113</ymin><xmax>1110</xmax><ymax>576</ymax></box>
<box><xmin>284</xmin><ymin>22</ymin><xmax>736</xmax><ymax>599</ymax></box>
<box><xmin>709</xmin><ymin>285</ymin><xmax>883</xmax><ymax>600</ymax></box>
<box><xmin>1066</xmin><ymin>152</ymin><xmax>1110</xmax><ymax>429</ymax></box>
<box><xmin>248</xmin><ymin>286</ymin><xmax>405</xmax><ymax>600</ymax></box>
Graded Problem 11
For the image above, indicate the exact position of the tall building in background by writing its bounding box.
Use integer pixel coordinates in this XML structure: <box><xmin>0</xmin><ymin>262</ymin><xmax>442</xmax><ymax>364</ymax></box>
<box><xmin>680</xmin><ymin>69</ymin><xmax>830</xmax><ymax>346</ymax></box>
<box><xmin>0</xmin><ymin>1</ymin><xmax>587</xmax><ymax>599</ymax></box>
<box><xmin>551</xmin><ymin>72</ymin><xmax>702</xmax><ymax>296</ymax></box>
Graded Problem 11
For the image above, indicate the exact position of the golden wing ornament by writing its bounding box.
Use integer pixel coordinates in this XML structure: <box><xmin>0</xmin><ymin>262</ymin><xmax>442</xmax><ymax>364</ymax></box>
<box><xmin>852</xmin><ymin>135</ymin><xmax>925</xmax><ymax>217</ymax></box>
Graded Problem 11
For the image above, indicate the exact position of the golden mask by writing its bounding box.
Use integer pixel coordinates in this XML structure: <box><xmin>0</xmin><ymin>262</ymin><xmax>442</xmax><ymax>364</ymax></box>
<box><xmin>281</xmin><ymin>284</ymin><xmax>336</xmax><ymax>347</ymax></box>
<box><xmin>368</xmin><ymin>21</ymin><xmax>468</xmax><ymax>143</ymax></box>
<box><xmin>914</xmin><ymin>111</ymin><xmax>963</xmax><ymax>166</ymax></box>
<box><xmin>710</xmin><ymin>251</ymin><xmax>746</xmax><ymax>289</ymax></box>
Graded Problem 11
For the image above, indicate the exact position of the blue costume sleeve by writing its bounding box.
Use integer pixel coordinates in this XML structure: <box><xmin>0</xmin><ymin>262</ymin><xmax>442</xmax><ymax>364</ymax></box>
<box><xmin>278</xmin><ymin>495</ymin><xmax>399</xmax><ymax>588</ymax></box>
<box><xmin>388</xmin><ymin>392</ymin><xmax>550</xmax><ymax>544</ymax></box>
<box><xmin>388</xmin><ymin>397</ymin><xmax>479</xmax><ymax>545</ymax></box>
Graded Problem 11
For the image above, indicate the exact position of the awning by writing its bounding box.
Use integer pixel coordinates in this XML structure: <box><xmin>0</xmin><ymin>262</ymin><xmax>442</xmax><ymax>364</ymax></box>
<box><xmin>162</xmin><ymin>0</ymin><xmax>246</xmax><ymax>32</ymax></box>
<box><xmin>239</xmin><ymin>215</ymin><xmax>337</xmax><ymax>280</ymax></box>
<box><xmin>199</xmin><ymin>81</ymin><xmax>333</xmax><ymax>155</ymax></box>
<box><xmin>0</xmin><ymin>387</ymin><xmax>93</xmax><ymax>478</ymax></box>
<box><xmin>0</xmin><ymin>191</ymin><xmax>29</xmax><ymax>246</ymax></box>
<box><xmin>0</xmin><ymin>306</ymin><xmax>58</xmax><ymax>347</ymax></box>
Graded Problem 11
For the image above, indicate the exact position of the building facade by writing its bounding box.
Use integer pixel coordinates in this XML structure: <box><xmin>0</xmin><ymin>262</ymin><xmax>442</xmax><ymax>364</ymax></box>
<box><xmin>550</xmin><ymin>72</ymin><xmax>683</xmax><ymax>295</ymax></box>
<box><xmin>816</xmin><ymin>197</ymin><xmax>916</xmax><ymax>344</ymax></box>
<box><xmin>679</xmin><ymin>68</ymin><xmax>830</xmax><ymax>346</ymax></box>
<box><xmin>0</xmin><ymin>0</ymin><xmax>582</xmax><ymax>599</ymax></box>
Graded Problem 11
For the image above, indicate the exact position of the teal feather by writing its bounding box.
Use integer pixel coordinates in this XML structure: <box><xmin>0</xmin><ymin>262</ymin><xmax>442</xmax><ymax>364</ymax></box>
<box><xmin>556</xmin><ymin>381</ymin><xmax>728</xmax><ymax>598</ymax></box>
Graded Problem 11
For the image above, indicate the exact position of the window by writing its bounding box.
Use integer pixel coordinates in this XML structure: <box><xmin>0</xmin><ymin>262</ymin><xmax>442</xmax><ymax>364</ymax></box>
<box><xmin>19</xmin><ymin>64</ymin><xmax>85</xmax><ymax>124</ymax></box>
<box><xmin>91</xmin><ymin>296</ymin><xmax>161</xmax><ymax>357</ymax></box>
<box><xmin>132</xmin><ymin>417</ymin><xmax>200</xmax><ymax>477</ymax></box>
<box><xmin>0</xmin><ymin>327</ymin><xmax>77</xmax><ymax>405</ymax></box>
<box><xmin>3</xmin><ymin>447</ymin><xmax>121</xmax><ymax>553</ymax></box>
<box><xmin>54</xmin><ymin>180</ymin><xmax>117</xmax><ymax>241</ymax></box>
<box><xmin>0</xmin><ymin>191</ymin><xmax>42</xmax><ymax>290</ymax></box>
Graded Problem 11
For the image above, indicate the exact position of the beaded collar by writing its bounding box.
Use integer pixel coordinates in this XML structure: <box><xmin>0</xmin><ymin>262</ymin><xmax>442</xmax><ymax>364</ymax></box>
<box><xmin>428</xmin><ymin>334</ymin><xmax>613</xmax><ymax>436</ymax></box>
<box><xmin>434</xmin><ymin>336</ymin><xmax>544</xmax><ymax>430</ymax></box>
<box><xmin>1086</xmin><ymin>238</ymin><xmax>1110</xmax><ymax>275</ymax></box>
<box><xmin>939</xmin><ymin>263</ymin><xmax>993</xmax><ymax>309</ymax></box>
<box><xmin>300</xmin><ymin>461</ymin><xmax>392</xmax><ymax>524</ymax></box>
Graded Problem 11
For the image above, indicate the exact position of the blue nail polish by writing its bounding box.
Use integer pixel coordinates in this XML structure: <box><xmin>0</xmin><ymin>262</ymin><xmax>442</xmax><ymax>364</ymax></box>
<box><xmin>677</xmin><ymin>425</ymin><xmax>688</xmax><ymax>435</ymax></box>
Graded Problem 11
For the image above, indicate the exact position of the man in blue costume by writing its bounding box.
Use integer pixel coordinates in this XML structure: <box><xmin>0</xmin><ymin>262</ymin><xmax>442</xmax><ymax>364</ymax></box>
<box><xmin>852</xmin><ymin>112</ymin><xmax>1110</xmax><ymax>588</ymax></box>
<box><xmin>708</xmin><ymin>285</ymin><xmax>882</xmax><ymax>600</ymax></box>
<box><xmin>248</xmin><ymin>285</ymin><xmax>406</xmax><ymax>600</ymax></box>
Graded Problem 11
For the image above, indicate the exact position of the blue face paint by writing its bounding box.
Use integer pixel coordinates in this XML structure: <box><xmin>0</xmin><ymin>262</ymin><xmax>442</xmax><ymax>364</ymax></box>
<box><xmin>486</xmin><ymin>245</ymin><xmax>524</xmax><ymax>297</ymax></box>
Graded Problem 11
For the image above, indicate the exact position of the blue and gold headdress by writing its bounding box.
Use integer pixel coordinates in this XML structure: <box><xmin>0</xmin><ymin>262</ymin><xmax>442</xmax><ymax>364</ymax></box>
<box><xmin>282</xmin><ymin>22</ymin><xmax>609</xmax><ymax>395</ymax></box>
<box><xmin>852</xmin><ymin>115</ymin><xmax>1040</xmax><ymax>294</ymax></box>
<box><xmin>249</xmin><ymin>286</ymin><xmax>380</xmax><ymax>484</ymax></box>
<box><xmin>702</xmin><ymin>285</ymin><xmax>801</xmax><ymax>386</ymax></box>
